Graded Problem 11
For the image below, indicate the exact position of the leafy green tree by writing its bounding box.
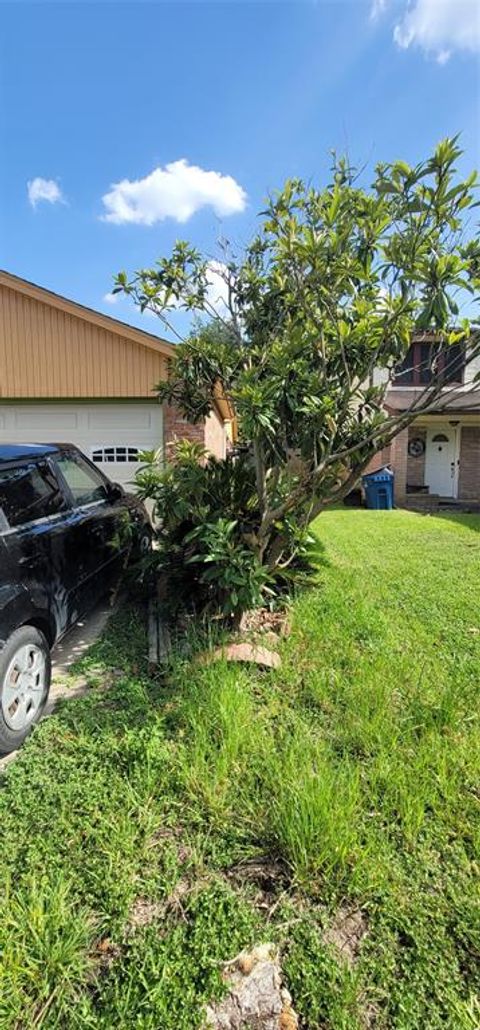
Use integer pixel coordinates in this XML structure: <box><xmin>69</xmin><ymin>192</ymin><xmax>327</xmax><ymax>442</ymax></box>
<box><xmin>116</xmin><ymin>138</ymin><xmax>480</xmax><ymax>616</ymax></box>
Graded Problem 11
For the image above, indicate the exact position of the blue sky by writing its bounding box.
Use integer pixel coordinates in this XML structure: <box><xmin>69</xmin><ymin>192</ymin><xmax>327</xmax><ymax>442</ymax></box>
<box><xmin>1</xmin><ymin>0</ymin><xmax>479</xmax><ymax>339</ymax></box>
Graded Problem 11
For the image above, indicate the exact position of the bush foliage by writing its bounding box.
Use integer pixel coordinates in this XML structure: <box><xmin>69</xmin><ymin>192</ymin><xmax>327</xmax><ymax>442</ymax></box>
<box><xmin>135</xmin><ymin>441</ymin><xmax>313</xmax><ymax>618</ymax></box>
<box><xmin>119</xmin><ymin>138</ymin><xmax>479</xmax><ymax>616</ymax></box>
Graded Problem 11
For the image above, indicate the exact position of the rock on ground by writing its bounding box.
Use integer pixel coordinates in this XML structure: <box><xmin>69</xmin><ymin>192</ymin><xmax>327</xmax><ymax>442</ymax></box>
<box><xmin>203</xmin><ymin>943</ymin><xmax>298</xmax><ymax>1029</ymax></box>
<box><xmin>205</xmin><ymin>643</ymin><xmax>281</xmax><ymax>669</ymax></box>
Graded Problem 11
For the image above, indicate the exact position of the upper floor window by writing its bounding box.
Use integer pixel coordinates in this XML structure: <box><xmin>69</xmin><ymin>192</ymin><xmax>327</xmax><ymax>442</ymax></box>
<box><xmin>394</xmin><ymin>342</ymin><xmax>465</xmax><ymax>387</ymax></box>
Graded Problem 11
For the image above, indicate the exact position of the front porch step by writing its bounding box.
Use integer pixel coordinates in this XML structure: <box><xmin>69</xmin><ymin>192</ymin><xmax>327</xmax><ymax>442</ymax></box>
<box><xmin>438</xmin><ymin>498</ymin><xmax>480</xmax><ymax>513</ymax></box>
<box><xmin>404</xmin><ymin>495</ymin><xmax>480</xmax><ymax>514</ymax></box>
<box><xmin>404</xmin><ymin>493</ymin><xmax>440</xmax><ymax>511</ymax></box>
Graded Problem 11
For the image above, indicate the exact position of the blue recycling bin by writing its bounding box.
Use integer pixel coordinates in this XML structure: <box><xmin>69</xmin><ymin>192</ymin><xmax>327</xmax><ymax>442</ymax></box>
<box><xmin>362</xmin><ymin>466</ymin><xmax>394</xmax><ymax>510</ymax></box>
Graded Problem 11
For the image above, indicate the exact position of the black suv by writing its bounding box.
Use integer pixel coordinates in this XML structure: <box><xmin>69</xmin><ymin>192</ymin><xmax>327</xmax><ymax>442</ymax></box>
<box><xmin>0</xmin><ymin>443</ymin><xmax>151</xmax><ymax>754</ymax></box>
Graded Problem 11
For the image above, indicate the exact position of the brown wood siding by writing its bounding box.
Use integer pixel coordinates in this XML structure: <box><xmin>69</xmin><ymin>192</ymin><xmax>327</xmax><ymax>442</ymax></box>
<box><xmin>0</xmin><ymin>283</ymin><xmax>168</xmax><ymax>399</ymax></box>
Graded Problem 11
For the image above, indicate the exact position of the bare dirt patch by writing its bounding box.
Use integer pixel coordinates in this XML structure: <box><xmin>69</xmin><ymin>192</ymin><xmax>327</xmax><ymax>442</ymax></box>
<box><xmin>323</xmin><ymin>905</ymin><xmax>368</xmax><ymax>967</ymax></box>
<box><xmin>92</xmin><ymin>936</ymin><xmax>122</xmax><ymax>974</ymax></box>
<box><xmin>128</xmin><ymin>897</ymin><xmax>166</xmax><ymax>931</ymax></box>
<box><xmin>239</xmin><ymin>608</ymin><xmax>292</xmax><ymax>639</ymax></box>
<box><xmin>225</xmin><ymin>856</ymin><xmax>290</xmax><ymax>914</ymax></box>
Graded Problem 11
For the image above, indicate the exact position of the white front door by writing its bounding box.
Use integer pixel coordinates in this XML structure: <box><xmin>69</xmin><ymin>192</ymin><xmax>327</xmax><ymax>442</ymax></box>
<box><xmin>425</xmin><ymin>425</ymin><xmax>457</xmax><ymax>497</ymax></box>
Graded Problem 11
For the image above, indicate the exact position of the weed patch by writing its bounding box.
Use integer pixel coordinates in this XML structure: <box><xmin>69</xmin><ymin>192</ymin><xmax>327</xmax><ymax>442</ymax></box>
<box><xmin>0</xmin><ymin>511</ymin><xmax>478</xmax><ymax>1027</ymax></box>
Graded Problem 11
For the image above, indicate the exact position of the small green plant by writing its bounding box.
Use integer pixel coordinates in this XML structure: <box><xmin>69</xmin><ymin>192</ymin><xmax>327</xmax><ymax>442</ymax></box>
<box><xmin>184</xmin><ymin>518</ymin><xmax>269</xmax><ymax>618</ymax></box>
<box><xmin>284</xmin><ymin>917</ymin><xmax>361</xmax><ymax>1028</ymax></box>
<box><xmin>86</xmin><ymin>883</ymin><xmax>260</xmax><ymax>1029</ymax></box>
<box><xmin>264</xmin><ymin>724</ymin><xmax>361</xmax><ymax>888</ymax></box>
<box><xmin>0</xmin><ymin>875</ymin><xmax>96</xmax><ymax>1027</ymax></box>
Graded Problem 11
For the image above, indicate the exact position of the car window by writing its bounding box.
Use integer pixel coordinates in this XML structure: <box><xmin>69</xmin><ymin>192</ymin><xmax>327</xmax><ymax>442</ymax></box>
<box><xmin>56</xmin><ymin>453</ymin><xmax>108</xmax><ymax>507</ymax></box>
<box><xmin>0</xmin><ymin>461</ymin><xmax>66</xmax><ymax>529</ymax></box>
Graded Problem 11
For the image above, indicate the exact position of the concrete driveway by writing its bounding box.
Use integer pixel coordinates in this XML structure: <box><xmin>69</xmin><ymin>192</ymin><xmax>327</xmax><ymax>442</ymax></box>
<box><xmin>0</xmin><ymin>602</ymin><xmax>114</xmax><ymax>770</ymax></box>
<box><xmin>51</xmin><ymin>602</ymin><xmax>112</xmax><ymax>679</ymax></box>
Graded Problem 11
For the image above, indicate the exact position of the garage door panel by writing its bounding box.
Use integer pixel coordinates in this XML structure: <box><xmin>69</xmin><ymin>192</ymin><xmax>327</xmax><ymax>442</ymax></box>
<box><xmin>86</xmin><ymin>408</ymin><xmax>159</xmax><ymax>432</ymax></box>
<box><xmin>0</xmin><ymin>403</ymin><xmax>163</xmax><ymax>489</ymax></box>
<box><xmin>94</xmin><ymin>463</ymin><xmax>139</xmax><ymax>489</ymax></box>
<box><xmin>14</xmin><ymin>409</ymin><xmax>79</xmax><ymax>432</ymax></box>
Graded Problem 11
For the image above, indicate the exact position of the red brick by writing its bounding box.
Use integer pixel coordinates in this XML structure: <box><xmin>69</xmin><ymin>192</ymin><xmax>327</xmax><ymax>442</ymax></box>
<box><xmin>163</xmin><ymin>404</ymin><xmax>205</xmax><ymax>458</ymax></box>
<box><xmin>406</xmin><ymin>427</ymin><xmax>426</xmax><ymax>489</ymax></box>
<box><xmin>458</xmin><ymin>426</ymin><xmax>480</xmax><ymax>499</ymax></box>
<box><xmin>390</xmin><ymin>427</ymin><xmax>408</xmax><ymax>503</ymax></box>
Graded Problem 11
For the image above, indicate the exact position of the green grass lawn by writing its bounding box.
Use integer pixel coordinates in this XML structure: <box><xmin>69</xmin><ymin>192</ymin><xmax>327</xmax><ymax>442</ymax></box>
<box><xmin>1</xmin><ymin>509</ymin><xmax>479</xmax><ymax>1028</ymax></box>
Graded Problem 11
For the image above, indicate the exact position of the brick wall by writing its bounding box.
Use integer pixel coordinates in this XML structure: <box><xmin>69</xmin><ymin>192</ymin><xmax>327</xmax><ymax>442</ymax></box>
<box><xmin>163</xmin><ymin>403</ymin><xmax>226</xmax><ymax>460</ymax></box>
<box><xmin>390</xmin><ymin>427</ymin><xmax>408</xmax><ymax>504</ymax></box>
<box><xmin>163</xmin><ymin>404</ymin><xmax>205</xmax><ymax>459</ymax></box>
<box><xmin>458</xmin><ymin>426</ymin><xmax>480</xmax><ymax>500</ymax></box>
<box><xmin>363</xmin><ymin>444</ymin><xmax>391</xmax><ymax>477</ymax></box>
<box><xmin>406</xmin><ymin>427</ymin><xmax>426</xmax><ymax>489</ymax></box>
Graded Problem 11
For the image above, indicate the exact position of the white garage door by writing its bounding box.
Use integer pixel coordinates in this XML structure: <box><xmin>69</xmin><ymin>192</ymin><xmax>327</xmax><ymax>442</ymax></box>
<box><xmin>0</xmin><ymin>403</ymin><xmax>163</xmax><ymax>490</ymax></box>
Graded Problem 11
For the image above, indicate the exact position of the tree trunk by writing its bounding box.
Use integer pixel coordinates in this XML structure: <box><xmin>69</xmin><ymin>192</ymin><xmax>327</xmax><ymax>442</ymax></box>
<box><xmin>252</xmin><ymin>438</ymin><xmax>267</xmax><ymax>516</ymax></box>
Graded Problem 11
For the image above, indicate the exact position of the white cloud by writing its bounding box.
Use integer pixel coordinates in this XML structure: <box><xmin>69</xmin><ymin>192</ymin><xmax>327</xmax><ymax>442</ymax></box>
<box><xmin>103</xmin><ymin>286</ymin><xmax>175</xmax><ymax>324</ymax></box>
<box><xmin>27</xmin><ymin>177</ymin><xmax>64</xmax><ymax>208</ymax></box>
<box><xmin>436</xmin><ymin>47</ymin><xmax>451</xmax><ymax>65</ymax></box>
<box><xmin>393</xmin><ymin>0</ymin><xmax>480</xmax><ymax>61</ymax></box>
<box><xmin>101</xmin><ymin>159</ymin><xmax>247</xmax><ymax>226</ymax></box>
<box><xmin>204</xmin><ymin>260</ymin><xmax>231</xmax><ymax>316</ymax></box>
<box><xmin>370</xmin><ymin>0</ymin><xmax>387</xmax><ymax>20</ymax></box>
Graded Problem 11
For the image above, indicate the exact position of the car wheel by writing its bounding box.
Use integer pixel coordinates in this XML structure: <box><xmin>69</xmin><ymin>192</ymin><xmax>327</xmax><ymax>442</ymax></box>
<box><xmin>134</xmin><ymin>526</ymin><xmax>153</xmax><ymax>560</ymax></box>
<box><xmin>139</xmin><ymin>528</ymin><xmax>153</xmax><ymax>553</ymax></box>
<box><xmin>0</xmin><ymin>626</ymin><xmax>51</xmax><ymax>754</ymax></box>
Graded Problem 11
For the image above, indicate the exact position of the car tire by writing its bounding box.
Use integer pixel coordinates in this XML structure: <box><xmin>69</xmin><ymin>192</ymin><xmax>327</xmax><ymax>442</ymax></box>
<box><xmin>0</xmin><ymin>626</ymin><xmax>51</xmax><ymax>755</ymax></box>
<box><xmin>133</xmin><ymin>525</ymin><xmax>153</xmax><ymax>560</ymax></box>
<box><xmin>140</xmin><ymin>527</ymin><xmax>153</xmax><ymax>552</ymax></box>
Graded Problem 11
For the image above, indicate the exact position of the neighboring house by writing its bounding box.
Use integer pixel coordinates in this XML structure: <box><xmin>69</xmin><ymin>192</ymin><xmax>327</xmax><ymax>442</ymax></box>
<box><xmin>0</xmin><ymin>271</ymin><xmax>231</xmax><ymax>489</ymax></box>
<box><xmin>371</xmin><ymin>333</ymin><xmax>480</xmax><ymax>508</ymax></box>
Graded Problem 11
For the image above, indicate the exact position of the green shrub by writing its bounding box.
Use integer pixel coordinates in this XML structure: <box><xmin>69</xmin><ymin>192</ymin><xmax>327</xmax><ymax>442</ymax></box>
<box><xmin>135</xmin><ymin>441</ymin><xmax>310</xmax><ymax>620</ymax></box>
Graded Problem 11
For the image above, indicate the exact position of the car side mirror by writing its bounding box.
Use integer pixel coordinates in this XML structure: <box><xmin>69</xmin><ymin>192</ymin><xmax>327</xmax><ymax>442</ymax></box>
<box><xmin>108</xmin><ymin>482</ymin><xmax>125</xmax><ymax>502</ymax></box>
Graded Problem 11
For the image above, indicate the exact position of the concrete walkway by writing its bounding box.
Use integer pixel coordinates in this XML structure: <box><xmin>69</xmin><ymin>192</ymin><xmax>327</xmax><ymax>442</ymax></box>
<box><xmin>51</xmin><ymin>602</ymin><xmax>112</xmax><ymax>676</ymax></box>
<box><xmin>0</xmin><ymin>602</ymin><xmax>114</xmax><ymax>771</ymax></box>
